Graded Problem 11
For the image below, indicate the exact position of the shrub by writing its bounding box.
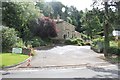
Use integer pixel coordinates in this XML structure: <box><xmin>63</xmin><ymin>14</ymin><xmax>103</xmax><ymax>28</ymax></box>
<box><xmin>65</xmin><ymin>38</ymin><xmax>84</xmax><ymax>46</ymax></box>
<box><xmin>108</xmin><ymin>40</ymin><xmax>120</xmax><ymax>56</ymax></box>
<box><xmin>91</xmin><ymin>37</ymin><xmax>104</xmax><ymax>53</ymax></box>
<box><xmin>65</xmin><ymin>39</ymin><xmax>72</xmax><ymax>45</ymax></box>
<box><xmin>15</xmin><ymin>38</ymin><xmax>25</xmax><ymax>48</ymax></box>
<box><xmin>84</xmin><ymin>42</ymin><xmax>91</xmax><ymax>45</ymax></box>
<box><xmin>1</xmin><ymin>27</ymin><xmax>18</xmax><ymax>52</ymax></box>
<box><xmin>108</xmin><ymin>46</ymin><xmax>120</xmax><ymax>56</ymax></box>
<box><xmin>26</xmin><ymin>37</ymin><xmax>46</xmax><ymax>47</ymax></box>
<box><xmin>91</xmin><ymin>38</ymin><xmax>120</xmax><ymax>55</ymax></box>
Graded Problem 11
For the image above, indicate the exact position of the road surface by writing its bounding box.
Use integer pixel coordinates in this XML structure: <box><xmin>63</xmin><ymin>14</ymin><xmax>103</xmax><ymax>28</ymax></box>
<box><xmin>20</xmin><ymin>45</ymin><xmax>113</xmax><ymax>67</ymax></box>
<box><xmin>1</xmin><ymin>45</ymin><xmax>119</xmax><ymax>78</ymax></box>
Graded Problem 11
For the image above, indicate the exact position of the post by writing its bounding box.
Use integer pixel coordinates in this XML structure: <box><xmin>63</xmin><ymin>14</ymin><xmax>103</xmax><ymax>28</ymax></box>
<box><xmin>104</xmin><ymin>2</ymin><xmax>110</xmax><ymax>57</ymax></box>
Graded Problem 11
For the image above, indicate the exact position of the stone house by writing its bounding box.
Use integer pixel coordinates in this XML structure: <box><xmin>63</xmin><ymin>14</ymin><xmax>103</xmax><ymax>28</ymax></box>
<box><xmin>53</xmin><ymin>19</ymin><xmax>81</xmax><ymax>40</ymax></box>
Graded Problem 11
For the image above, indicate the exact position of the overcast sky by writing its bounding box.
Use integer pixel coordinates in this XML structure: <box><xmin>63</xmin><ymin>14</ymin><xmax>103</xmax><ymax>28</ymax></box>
<box><xmin>45</xmin><ymin>0</ymin><xmax>94</xmax><ymax>11</ymax></box>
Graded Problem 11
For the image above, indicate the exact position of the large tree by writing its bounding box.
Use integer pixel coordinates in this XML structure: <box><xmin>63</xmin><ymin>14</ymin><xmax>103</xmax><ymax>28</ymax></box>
<box><xmin>92</xmin><ymin>0</ymin><xmax>120</xmax><ymax>57</ymax></box>
<box><xmin>81</xmin><ymin>8</ymin><xmax>103</xmax><ymax>39</ymax></box>
<box><xmin>29</xmin><ymin>17</ymin><xmax>57</xmax><ymax>38</ymax></box>
<box><xmin>2</xmin><ymin>2</ymin><xmax>41</xmax><ymax>40</ymax></box>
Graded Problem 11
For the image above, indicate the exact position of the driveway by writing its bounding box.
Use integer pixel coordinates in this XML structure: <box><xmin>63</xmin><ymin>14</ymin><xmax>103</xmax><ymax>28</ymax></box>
<box><xmin>20</xmin><ymin>45</ymin><xmax>114</xmax><ymax>68</ymax></box>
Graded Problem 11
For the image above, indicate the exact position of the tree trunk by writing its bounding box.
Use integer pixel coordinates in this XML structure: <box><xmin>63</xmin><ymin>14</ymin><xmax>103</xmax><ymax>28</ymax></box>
<box><xmin>104</xmin><ymin>2</ymin><xmax>110</xmax><ymax>58</ymax></box>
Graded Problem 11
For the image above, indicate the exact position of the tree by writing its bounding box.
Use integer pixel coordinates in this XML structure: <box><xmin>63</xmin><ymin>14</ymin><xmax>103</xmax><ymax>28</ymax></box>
<box><xmin>29</xmin><ymin>17</ymin><xmax>57</xmax><ymax>38</ymax></box>
<box><xmin>43</xmin><ymin>3</ymin><xmax>54</xmax><ymax>17</ymax></box>
<box><xmin>36</xmin><ymin>1</ymin><xmax>54</xmax><ymax>18</ymax></box>
<box><xmin>81</xmin><ymin>9</ymin><xmax>103</xmax><ymax>39</ymax></box>
<box><xmin>49</xmin><ymin>2</ymin><xmax>64</xmax><ymax>18</ymax></box>
<box><xmin>92</xmin><ymin>0</ymin><xmax>120</xmax><ymax>57</ymax></box>
<box><xmin>2</xmin><ymin>2</ymin><xmax>41</xmax><ymax>40</ymax></box>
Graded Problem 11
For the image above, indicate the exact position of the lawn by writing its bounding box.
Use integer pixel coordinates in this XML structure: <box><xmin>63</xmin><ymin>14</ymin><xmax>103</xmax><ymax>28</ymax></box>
<box><xmin>0</xmin><ymin>53</ymin><xmax>29</xmax><ymax>67</ymax></box>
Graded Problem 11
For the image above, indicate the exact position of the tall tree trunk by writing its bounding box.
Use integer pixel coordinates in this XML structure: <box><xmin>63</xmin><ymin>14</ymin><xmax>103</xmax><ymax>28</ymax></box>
<box><xmin>104</xmin><ymin>2</ymin><xmax>110</xmax><ymax>58</ymax></box>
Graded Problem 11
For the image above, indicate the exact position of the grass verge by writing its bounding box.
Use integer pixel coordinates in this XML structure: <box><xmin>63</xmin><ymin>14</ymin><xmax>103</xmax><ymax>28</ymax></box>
<box><xmin>0</xmin><ymin>53</ymin><xmax>29</xmax><ymax>67</ymax></box>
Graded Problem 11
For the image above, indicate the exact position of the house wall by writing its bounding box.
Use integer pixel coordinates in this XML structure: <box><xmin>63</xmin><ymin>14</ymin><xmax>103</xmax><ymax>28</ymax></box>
<box><xmin>54</xmin><ymin>20</ymin><xmax>81</xmax><ymax>40</ymax></box>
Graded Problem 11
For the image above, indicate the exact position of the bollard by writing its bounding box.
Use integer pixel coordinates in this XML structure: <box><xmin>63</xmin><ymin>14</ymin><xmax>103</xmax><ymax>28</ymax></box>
<box><xmin>27</xmin><ymin>59</ymin><xmax>31</xmax><ymax>67</ymax></box>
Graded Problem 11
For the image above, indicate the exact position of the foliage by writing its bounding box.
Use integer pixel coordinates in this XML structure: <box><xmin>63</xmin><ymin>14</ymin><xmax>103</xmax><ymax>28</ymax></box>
<box><xmin>36</xmin><ymin>2</ymin><xmax>83</xmax><ymax>33</ymax></box>
<box><xmin>64</xmin><ymin>6</ymin><xmax>83</xmax><ymax>32</ymax></box>
<box><xmin>93</xmin><ymin>0</ymin><xmax>120</xmax><ymax>30</ymax></box>
<box><xmin>92</xmin><ymin>37</ymin><xmax>104</xmax><ymax>46</ymax></box>
<box><xmin>15</xmin><ymin>38</ymin><xmax>25</xmax><ymax>48</ymax></box>
<box><xmin>91</xmin><ymin>37</ymin><xmax>120</xmax><ymax>55</ymax></box>
<box><xmin>2</xmin><ymin>2</ymin><xmax>41</xmax><ymax>40</ymax></box>
<box><xmin>48</xmin><ymin>2</ymin><xmax>64</xmax><ymax>18</ymax></box>
<box><xmin>81</xmin><ymin>9</ymin><xmax>103</xmax><ymax>39</ymax></box>
<box><xmin>65</xmin><ymin>38</ymin><xmax>84</xmax><ymax>46</ymax></box>
<box><xmin>25</xmin><ymin>37</ymin><xmax>46</xmax><ymax>47</ymax></box>
<box><xmin>91</xmin><ymin>37</ymin><xmax>104</xmax><ymax>53</ymax></box>
<box><xmin>108</xmin><ymin>46</ymin><xmax>120</xmax><ymax>56</ymax></box>
<box><xmin>1</xmin><ymin>27</ymin><xmax>18</xmax><ymax>52</ymax></box>
<box><xmin>108</xmin><ymin>40</ymin><xmax>120</xmax><ymax>55</ymax></box>
<box><xmin>36</xmin><ymin>1</ymin><xmax>64</xmax><ymax>18</ymax></box>
<box><xmin>84</xmin><ymin>42</ymin><xmax>91</xmax><ymax>46</ymax></box>
<box><xmin>0</xmin><ymin>53</ymin><xmax>29</xmax><ymax>67</ymax></box>
<box><xmin>43</xmin><ymin>3</ymin><xmax>54</xmax><ymax>17</ymax></box>
<box><xmin>81</xmin><ymin>33</ymin><xmax>90</xmax><ymax>41</ymax></box>
<box><xmin>31</xmin><ymin>48</ymin><xmax>36</xmax><ymax>56</ymax></box>
<box><xmin>29</xmin><ymin>17</ymin><xmax>57</xmax><ymax>38</ymax></box>
<box><xmin>31</xmin><ymin>37</ymin><xmax>46</xmax><ymax>47</ymax></box>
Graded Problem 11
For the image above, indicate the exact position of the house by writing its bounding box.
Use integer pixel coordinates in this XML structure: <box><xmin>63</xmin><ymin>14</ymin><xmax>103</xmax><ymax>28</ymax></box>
<box><xmin>53</xmin><ymin>19</ymin><xmax>81</xmax><ymax>40</ymax></box>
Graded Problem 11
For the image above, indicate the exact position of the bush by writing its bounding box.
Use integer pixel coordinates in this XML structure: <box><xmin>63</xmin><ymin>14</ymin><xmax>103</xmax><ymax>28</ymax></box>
<box><xmin>1</xmin><ymin>27</ymin><xmax>18</xmax><ymax>52</ymax></box>
<box><xmin>15</xmin><ymin>38</ymin><xmax>25</xmax><ymax>48</ymax></box>
<box><xmin>91</xmin><ymin>37</ymin><xmax>104</xmax><ymax>53</ymax></box>
<box><xmin>84</xmin><ymin>42</ymin><xmax>91</xmax><ymax>45</ymax></box>
<box><xmin>65</xmin><ymin>38</ymin><xmax>84</xmax><ymax>46</ymax></box>
<box><xmin>91</xmin><ymin>38</ymin><xmax>120</xmax><ymax>55</ymax></box>
<box><xmin>26</xmin><ymin>37</ymin><xmax>46</xmax><ymax>47</ymax></box>
<box><xmin>108</xmin><ymin>40</ymin><xmax>120</xmax><ymax>56</ymax></box>
<box><xmin>108</xmin><ymin>46</ymin><xmax>120</xmax><ymax>56</ymax></box>
<box><xmin>65</xmin><ymin>39</ymin><xmax>72</xmax><ymax>45</ymax></box>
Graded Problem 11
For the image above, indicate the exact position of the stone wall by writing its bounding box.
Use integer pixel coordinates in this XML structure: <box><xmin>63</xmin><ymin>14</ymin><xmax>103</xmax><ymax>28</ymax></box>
<box><xmin>53</xmin><ymin>20</ymin><xmax>81</xmax><ymax>40</ymax></box>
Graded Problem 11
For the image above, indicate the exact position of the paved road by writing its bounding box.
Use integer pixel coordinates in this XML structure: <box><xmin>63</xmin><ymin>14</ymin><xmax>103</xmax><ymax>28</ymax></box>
<box><xmin>1</xmin><ymin>45</ymin><xmax>119</xmax><ymax>78</ymax></box>
<box><xmin>2</xmin><ymin>64</ymin><xmax>119</xmax><ymax>78</ymax></box>
<box><xmin>20</xmin><ymin>45</ymin><xmax>112</xmax><ymax>67</ymax></box>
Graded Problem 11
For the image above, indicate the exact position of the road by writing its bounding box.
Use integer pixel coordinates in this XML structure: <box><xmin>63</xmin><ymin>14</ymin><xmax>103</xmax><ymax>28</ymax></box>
<box><xmin>20</xmin><ymin>45</ymin><xmax>113</xmax><ymax>67</ymax></box>
<box><xmin>1</xmin><ymin>64</ymin><xmax>119</xmax><ymax>78</ymax></box>
<box><xmin>1</xmin><ymin>45</ymin><xmax>119</xmax><ymax>78</ymax></box>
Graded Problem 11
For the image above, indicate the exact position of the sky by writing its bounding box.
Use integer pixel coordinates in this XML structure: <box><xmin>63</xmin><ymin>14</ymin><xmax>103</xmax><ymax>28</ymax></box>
<box><xmin>45</xmin><ymin>0</ymin><xmax>94</xmax><ymax>11</ymax></box>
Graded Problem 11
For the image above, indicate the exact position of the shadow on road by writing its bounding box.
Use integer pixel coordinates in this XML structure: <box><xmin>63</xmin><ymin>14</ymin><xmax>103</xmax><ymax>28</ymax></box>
<box><xmin>86</xmin><ymin>66</ymin><xmax>119</xmax><ymax>78</ymax></box>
